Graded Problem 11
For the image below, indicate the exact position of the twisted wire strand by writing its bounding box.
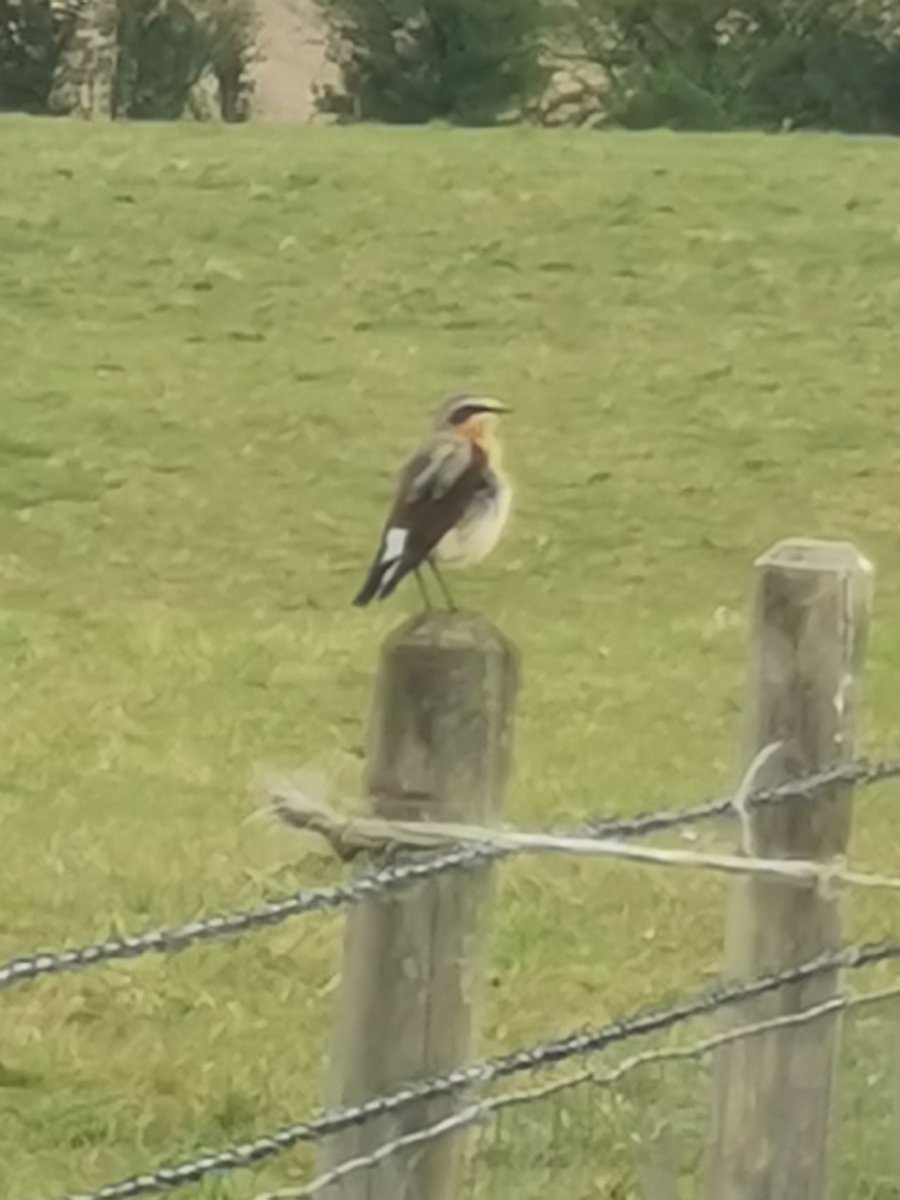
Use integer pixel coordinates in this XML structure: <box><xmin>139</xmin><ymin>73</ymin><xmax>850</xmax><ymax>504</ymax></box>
<box><xmin>256</xmin><ymin>979</ymin><xmax>900</xmax><ymax>1200</ymax></box>
<box><xmin>53</xmin><ymin>936</ymin><xmax>900</xmax><ymax>1200</ymax></box>
<box><xmin>7</xmin><ymin>757</ymin><xmax>900</xmax><ymax>995</ymax></box>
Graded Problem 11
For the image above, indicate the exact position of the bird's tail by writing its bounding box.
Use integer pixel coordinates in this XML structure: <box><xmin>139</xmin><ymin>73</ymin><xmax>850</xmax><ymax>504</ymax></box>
<box><xmin>352</xmin><ymin>562</ymin><xmax>409</xmax><ymax>607</ymax></box>
<box><xmin>352</xmin><ymin>563</ymin><xmax>384</xmax><ymax>607</ymax></box>
<box><xmin>352</xmin><ymin>531</ymin><xmax>410</xmax><ymax>607</ymax></box>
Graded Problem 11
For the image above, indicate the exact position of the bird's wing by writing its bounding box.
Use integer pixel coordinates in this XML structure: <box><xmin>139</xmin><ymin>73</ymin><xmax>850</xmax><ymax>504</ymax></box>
<box><xmin>353</xmin><ymin>434</ymin><xmax>488</xmax><ymax>605</ymax></box>
<box><xmin>393</xmin><ymin>434</ymin><xmax>486</xmax><ymax>558</ymax></box>
<box><xmin>403</xmin><ymin>432</ymin><xmax>474</xmax><ymax>503</ymax></box>
<box><xmin>385</xmin><ymin>436</ymin><xmax>484</xmax><ymax>563</ymax></box>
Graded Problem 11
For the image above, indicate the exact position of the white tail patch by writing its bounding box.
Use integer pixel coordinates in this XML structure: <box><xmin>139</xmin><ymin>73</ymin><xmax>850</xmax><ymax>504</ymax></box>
<box><xmin>379</xmin><ymin>558</ymin><xmax>403</xmax><ymax>591</ymax></box>
<box><xmin>380</xmin><ymin>527</ymin><xmax>408</xmax><ymax>566</ymax></box>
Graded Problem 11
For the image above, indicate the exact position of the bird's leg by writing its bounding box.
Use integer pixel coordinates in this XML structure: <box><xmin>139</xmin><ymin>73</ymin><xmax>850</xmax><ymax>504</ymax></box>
<box><xmin>414</xmin><ymin>568</ymin><xmax>434</xmax><ymax>612</ymax></box>
<box><xmin>428</xmin><ymin>558</ymin><xmax>457</xmax><ymax>612</ymax></box>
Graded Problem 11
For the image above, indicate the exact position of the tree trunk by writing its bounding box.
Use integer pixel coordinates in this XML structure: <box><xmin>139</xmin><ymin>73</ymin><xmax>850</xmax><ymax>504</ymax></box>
<box><xmin>49</xmin><ymin>0</ymin><xmax>120</xmax><ymax>119</ymax></box>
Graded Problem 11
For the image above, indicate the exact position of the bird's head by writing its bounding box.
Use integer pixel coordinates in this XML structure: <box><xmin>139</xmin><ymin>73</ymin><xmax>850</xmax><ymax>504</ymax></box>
<box><xmin>433</xmin><ymin>394</ymin><xmax>510</xmax><ymax>444</ymax></box>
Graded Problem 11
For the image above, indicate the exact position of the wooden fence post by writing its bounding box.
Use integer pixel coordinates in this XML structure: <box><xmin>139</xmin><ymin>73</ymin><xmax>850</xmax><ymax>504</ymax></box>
<box><xmin>706</xmin><ymin>538</ymin><xmax>874</xmax><ymax>1200</ymax></box>
<box><xmin>319</xmin><ymin>612</ymin><xmax>518</xmax><ymax>1200</ymax></box>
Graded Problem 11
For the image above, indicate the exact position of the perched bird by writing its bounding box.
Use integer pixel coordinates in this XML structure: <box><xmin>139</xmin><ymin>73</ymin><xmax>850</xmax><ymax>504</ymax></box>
<box><xmin>353</xmin><ymin>394</ymin><xmax>512</xmax><ymax>610</ymax></box>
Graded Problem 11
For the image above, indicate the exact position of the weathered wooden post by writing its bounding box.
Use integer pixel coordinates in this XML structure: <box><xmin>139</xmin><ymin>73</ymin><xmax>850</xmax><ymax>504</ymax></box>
<box><xmin>706</xmin><ymin>539</ymin><xmax>874</xmax><ymax>1200</ymax></box>
<box><xmin>320</xmin><ymin>612</ymin><xmax>518</xmax><ymax>1200</ymax></box>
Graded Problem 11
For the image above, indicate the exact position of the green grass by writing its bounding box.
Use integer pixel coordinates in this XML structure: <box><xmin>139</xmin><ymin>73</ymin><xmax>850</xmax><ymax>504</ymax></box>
<box><xmin>4</xmin><ymin>118</ymin><xmax>900</xmax><ymax>1197</ymax></box>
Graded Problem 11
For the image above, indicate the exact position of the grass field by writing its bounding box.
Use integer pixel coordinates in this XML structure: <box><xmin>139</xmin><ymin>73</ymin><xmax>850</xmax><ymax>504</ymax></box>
<box><xmin>5</xmin><ymin>118</ymin><xmax>900</xmax><ymax>1198</ymax></box>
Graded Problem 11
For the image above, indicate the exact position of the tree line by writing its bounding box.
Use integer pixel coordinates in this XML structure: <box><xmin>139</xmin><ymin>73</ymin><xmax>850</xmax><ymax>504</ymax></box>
<box><xmin>3</xmin><ymin>0</ymin><xmax>900</xmax><ymax>132</ymax></box>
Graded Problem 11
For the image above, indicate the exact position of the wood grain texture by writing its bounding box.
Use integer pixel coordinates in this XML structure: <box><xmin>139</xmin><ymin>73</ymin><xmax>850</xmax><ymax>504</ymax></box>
<box><xmin>706</xmin><ymin>538</ymin><xmax>874</xmax><ymax>1200</ymax></box>
<box><xmin>319</xmin><ymin>612</ymin><xmax>518</xmax><ymax>1200</ymax></box>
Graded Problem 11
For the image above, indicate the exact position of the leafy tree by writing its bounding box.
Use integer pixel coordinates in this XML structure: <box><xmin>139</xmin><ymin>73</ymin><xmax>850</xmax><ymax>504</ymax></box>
<box><xmin>568</xmin><ymin>0</ymin><xmax>900</xmax><ymax>132</ymax></box>
<box><xmin>316</xmin><ymin>0</ymin><xmax>549</xmax><ymax>124</ymax></box>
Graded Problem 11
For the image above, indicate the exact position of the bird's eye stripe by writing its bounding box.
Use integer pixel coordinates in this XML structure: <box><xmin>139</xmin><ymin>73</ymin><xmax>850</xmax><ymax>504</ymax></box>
<box><xmin>449</xmin><ymin>406</ymin><xmax>483</xmax><ymax>425</ymax></box>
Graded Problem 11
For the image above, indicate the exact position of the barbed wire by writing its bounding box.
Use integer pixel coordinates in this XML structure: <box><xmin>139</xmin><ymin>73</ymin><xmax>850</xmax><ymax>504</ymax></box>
<box><xmin>0</xmin><ymin>844</ymin><xmax>494</xmax><ymax>993</ymax></box>
<box><xmin>254</xmin><ymin>978</ymin><xmax>900</xmax><ymax>1200</ymax></box>
<box><xmin>585</xmin><ymin>756</ymin><xmax>900</xmax><ymax>838</ymax></box>
<box><xmin>5</xmin><ymin>756</ymin><xmax>900</xmax><ymax>996</ymax></box>
<box><xmin>52</xmin><ymin>936</ymin><xmax>900</xmax><ymax>1200</ymax></box>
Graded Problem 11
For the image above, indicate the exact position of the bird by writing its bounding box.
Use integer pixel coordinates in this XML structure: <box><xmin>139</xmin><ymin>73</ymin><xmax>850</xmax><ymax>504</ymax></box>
<box><xmin>353</xmin><ymin>393</ymin><xmax>512</xmax><ymax>610</ymax></box>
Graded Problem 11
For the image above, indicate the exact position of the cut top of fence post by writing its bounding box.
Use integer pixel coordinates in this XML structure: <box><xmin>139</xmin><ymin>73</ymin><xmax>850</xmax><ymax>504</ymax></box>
<box><xmin>743</xmin><ymin>537</ymin><xmax>874</xmax><ymax>862</ymax></box>
<box><xmin>755</xmin><ymin>537</ymin><xmax>874</xmax><ymax>575</ymax></box>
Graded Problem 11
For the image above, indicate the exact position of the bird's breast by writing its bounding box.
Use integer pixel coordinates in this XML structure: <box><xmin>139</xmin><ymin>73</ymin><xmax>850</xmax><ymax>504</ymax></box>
<box><xmin>435</xmin><ymin>472</ymin><xmax>512</xmax><ymax>567</ymax></box>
